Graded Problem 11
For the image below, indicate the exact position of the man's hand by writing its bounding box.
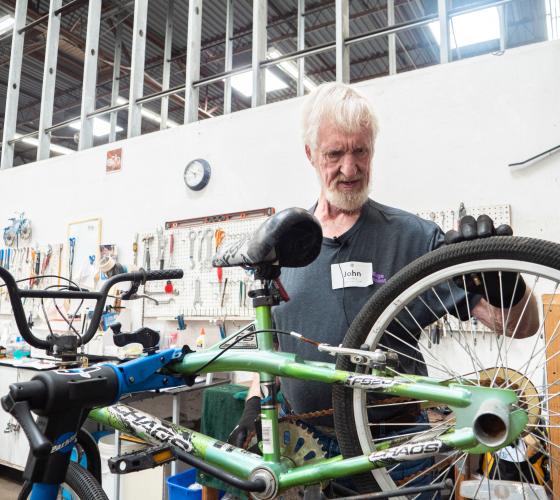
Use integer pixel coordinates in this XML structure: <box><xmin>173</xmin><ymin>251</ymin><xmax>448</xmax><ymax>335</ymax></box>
<box><xmin>444</xmin><ymin>215</ymin><xmax>526</xmax><ymax>308</ymax></box>
<box><xmin>227</xmin><ymin>396</ymin><xmax>261</xmax><ymax>448</ymax></box>
<box><xmin>444</xmin><ymin>214</ymin><xmax>513</xmax><ymax>243</ymax></box>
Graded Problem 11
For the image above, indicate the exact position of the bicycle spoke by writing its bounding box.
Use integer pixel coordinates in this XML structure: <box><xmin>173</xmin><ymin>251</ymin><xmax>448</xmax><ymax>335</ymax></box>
<box><xmin>502</xmin><ymin>275</ymin><xmax>541</xmax><ymax>363</ymax></box>
<box><xmin>447</xmin><ymin>453</ymin><xmax>469</xmax><ymax>498</ymax></box>
<box><xmin>340</xmin><ymin>245</ymin><xmax>560</xmax><ymax>497</ymax></box>
<box><xmin>401</xmin><ymin>449</ymin><xmax>461</xmax><ymax>491</ymax></box>
<box><xmin>379</xmin><ymin>328</ymin><xmax>461</xmax><ymax>381</ymax></box>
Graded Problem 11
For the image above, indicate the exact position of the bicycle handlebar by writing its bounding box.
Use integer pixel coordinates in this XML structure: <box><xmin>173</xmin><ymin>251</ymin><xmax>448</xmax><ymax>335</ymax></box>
<box><xmin>0</xmin><ymin>266</ymin><xmax>184</xmax><ymax>350</ymax></box>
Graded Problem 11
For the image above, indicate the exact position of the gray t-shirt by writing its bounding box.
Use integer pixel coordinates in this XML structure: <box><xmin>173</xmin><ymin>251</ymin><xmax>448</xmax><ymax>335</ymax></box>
<box><xmin>274</xmin><ymin>199</ymin><xmax>472</xmax><ymax>416</ymax></box>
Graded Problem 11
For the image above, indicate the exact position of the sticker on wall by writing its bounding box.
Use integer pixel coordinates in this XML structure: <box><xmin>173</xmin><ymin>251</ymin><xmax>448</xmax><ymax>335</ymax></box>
<box><xmin>106</xmin><ymin>148</ymin><xmax>122</xmax><ymax>173</ymax></box>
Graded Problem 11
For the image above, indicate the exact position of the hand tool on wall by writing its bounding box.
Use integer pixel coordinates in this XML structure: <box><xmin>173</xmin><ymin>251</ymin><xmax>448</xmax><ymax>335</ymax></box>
<box><xmin>133</xmin><ymin>233</ymin><xmax>139</xmax><ymax>266</ymax></box>
<box><xmin>175</xmin><ymin>314</ymin><xmax>186</xmax><ymax>330</ymax></box>
<box><xmin>68</xmin><ymin>237</ymin><xmax>76</xmax><ymax>283</ymax></box>
<box><xmin>29</xmin><ymin>249</ymin><xmax>37</xmax><ymax>287</ymax></box>
<box><xmin>204</xmin><ymin>228</ymin><xmax>214</xmax><ymax>267</ymax></box>
<box><xmin>57</xmin><ymin>244</ymin><xmax>63</xmax><ymax>286</ymax></box>
<box><xmin>188</xmin><ymin>231</ymin><xmax>196</xmax><ymax>270</ymax></box>
<box><xmin>197</xmin><ymin>230</ymin><xmax>204</xmax><ymax>265</ymax></box>
<box><xmin>220</xmin><ymin>277</ymin><xmax>229</xmax><ymax>308</ymax></box>
<box><xmin>35</xmin><ymin>251</ymin><xmax>41</xmax><ymax>280</ymax></box>
<box><xmin>215</xmin><ymin>228</ymin><xmax>226</xmax><ymax>294</ymax></box>
<box><xmin>217</xmin><ymin>321</ymin><xmax>226</xmax><ymax>339</ymax></box>
<box><xmin>168</xmin><ymin>233</ymin><xmax>175</xmax><ymax>267</ymax></box>
<box><xmin>217</xmin><ymin>266</ymin><xmax>223</xmax><ymax>295</ymax></box>
<box><xmin>457</xmin><ymin>202</ymin><xmax>467</xmax><ymax>229</ymax></box>
<box><xmin>142</xmin><ymin>234</ymin><xmax>154</xmax><ymax>271</ymax></box>
<box><xmin>147</xmin><ymin>289</ymin><xmax>180</xmax><ymax>296</ymax></box>
<box><xmin>157</xmin><ymin>227</ymin><xmax>165</xmax><ymax>270</ymax></box>
<box><xmin>5</xmin><ymin>248</ymin><xmax>11</xmax><ymax>270</ymax></box>
<box><xmin>193</xmin><ymin>279</ymin><xmax>202</xmax><ymax>308</ymax></box>
<box><xmin>239</xmin><ymin>280</ymin><xmax>245</xmax><ymax>308</ymax></box>
<box><xmin>37</xmin><ymin>245</ymin><xmax>52</xmax><ymax>286</ymax></box>
<box><xmin>214</xmin><ymin>228</ymin><xmax>225</xmax><ymax>250</ymax></box>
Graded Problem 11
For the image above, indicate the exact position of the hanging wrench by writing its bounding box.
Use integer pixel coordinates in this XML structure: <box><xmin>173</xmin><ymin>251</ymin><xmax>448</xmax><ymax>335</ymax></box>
<box><xmin>204</xmin><ymin>228</ymin><xmax>214</xmax><ymax>266</ymax></box>
<box><xmin>440</xmin><ymin>211</ymin><xmax>446</xmax><ymax>231</ymax></box>
<box><xmin>188</xmin><ymin>231</ymin><xmax>197</xmax><ymax>270</ymax></box>
<box><xmin>197</xmin><ymin>230</ymin><xmax>204</xmax><ymax>266</ymax></box>
<box><xmin>193</xmin><ymin>279</ymin><xmax>202</xmax><ymax>308</ymax></box>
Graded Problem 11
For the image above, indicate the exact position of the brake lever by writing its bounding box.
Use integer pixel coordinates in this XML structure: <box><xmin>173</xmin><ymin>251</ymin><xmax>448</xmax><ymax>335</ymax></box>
<box><xmin>121</xmin><ymin>279</ymin><xmax>141</xmax><ymax>300</ymax></box>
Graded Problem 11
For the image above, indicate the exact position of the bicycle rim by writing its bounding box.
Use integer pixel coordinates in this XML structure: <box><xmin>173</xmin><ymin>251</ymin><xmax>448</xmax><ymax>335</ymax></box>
<box><xmin>334</xmin><ymin>236</ymin><xmax>560</xmax><ymax>498</ymax></box>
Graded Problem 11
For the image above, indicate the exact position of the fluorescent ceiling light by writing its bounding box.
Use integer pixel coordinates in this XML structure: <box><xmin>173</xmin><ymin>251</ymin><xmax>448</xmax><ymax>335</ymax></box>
<box><xmin>0</xmin><ymin>15</ymin><xmax>15</xmax><ymax>37</ymax></box>
<box><xmin>267</xmin><ymin>49</ymin><xmax>317</xmax><ymax>91</ymax></box>
<box><xmin>15</xmin><ymin>133</ymin><xmax>73</xmax><ymax>155</ymax></box>
<box><xmin>69</xmin><ymin>117</ymin><xmax>123</xmax><ymax>137</ymax></box>
<box><xmin>429</xmin><ymin>7</ymin><xmax>500</xmax><ymax>49</ymax></box>
<box><xmin>116</xmin><ymin>97</ymin><xmax>180</xmax><ymax>127</ymax></box>
<box><xmin>230</xmin><ymin>69</ymin><xmax>288</xmax><ymax>98</ymax></box>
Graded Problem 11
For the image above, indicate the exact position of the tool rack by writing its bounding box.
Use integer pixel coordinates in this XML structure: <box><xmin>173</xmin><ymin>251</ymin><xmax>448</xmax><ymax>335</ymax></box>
<box><xmin>140</xmin><ymin>208</ymin><xmax>275</xmax><ymax>320</ymax></box>
<box><xmin>0</xmin><ymin>244</ymin><xmax>63</xmax><ymax>316</ymax></box>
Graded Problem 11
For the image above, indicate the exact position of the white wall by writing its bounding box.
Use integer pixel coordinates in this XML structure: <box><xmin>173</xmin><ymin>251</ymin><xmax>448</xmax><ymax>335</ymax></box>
<box><xmin>0</xmin><ymin>39</ymin><xmax>559</xmax><ymax>354</ymax></box>
<box><xmin>2</xmin><ymin>40</ymin><xmax>559</xmax><ymax>246</ymax></box>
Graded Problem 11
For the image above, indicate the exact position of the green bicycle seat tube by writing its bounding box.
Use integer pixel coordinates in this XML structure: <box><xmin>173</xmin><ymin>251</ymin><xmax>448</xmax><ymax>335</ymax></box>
<box><xmin>255</xmin><ymin>303</ymin><xmax>281</xmax><ymax>463</ymax></box>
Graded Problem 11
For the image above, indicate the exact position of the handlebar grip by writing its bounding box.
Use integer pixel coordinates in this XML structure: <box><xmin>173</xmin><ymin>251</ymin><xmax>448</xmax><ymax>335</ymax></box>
<box><xmin>144</xmin><ymin>269</ymin><xmax>184</xmax><ymax>281</ymax></box>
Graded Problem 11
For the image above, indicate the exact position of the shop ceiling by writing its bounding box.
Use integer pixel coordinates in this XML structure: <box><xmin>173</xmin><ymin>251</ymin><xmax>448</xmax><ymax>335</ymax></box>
<box><xmin>0</xmin><ymin>0</ymin><xmax>548</xmax><ymax>166</ymax></box>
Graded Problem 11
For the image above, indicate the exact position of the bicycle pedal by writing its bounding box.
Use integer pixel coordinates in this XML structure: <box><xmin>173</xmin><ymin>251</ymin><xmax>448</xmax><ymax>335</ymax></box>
<box><xmin>108</xmin><ymin>445</ymin><xmax>176</xmax><ymax>474</ymax></box>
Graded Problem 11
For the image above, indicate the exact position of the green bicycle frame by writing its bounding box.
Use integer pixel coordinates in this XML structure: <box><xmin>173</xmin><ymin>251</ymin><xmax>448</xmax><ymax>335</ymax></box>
<box><xmin>89</xmin><ymin>299</ymin><xmax>528</xmax><ymax>495</ymax></box>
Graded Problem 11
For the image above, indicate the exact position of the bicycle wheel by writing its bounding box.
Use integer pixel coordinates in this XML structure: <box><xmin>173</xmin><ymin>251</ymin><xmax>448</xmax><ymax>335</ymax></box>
<box><xmin>19</xmin><ymin>462</ymin><xmax>108</xmax><ymax>500</ymax></box>
<box><xmin>333</xmin><ymin>236</ymin><xmax>560</xmax><ymax>498</ymax></box>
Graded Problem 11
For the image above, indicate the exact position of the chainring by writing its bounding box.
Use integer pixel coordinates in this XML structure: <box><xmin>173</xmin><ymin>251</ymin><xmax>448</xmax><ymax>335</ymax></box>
<box><xmin>245</xmin><ymin>421</ymin><xmax>328</xmax><ymax>499</ymax></box>
<box><xmin>474</xmin><ymin>367</ymin><xmax>540</xmax><ymax>426</ymax></box>
<box><xmin>247</xmin><ymin>420</ymin><xmax>327</xmax><ymax>466</ymax></box>
<box><xmin>278</xmin><ymin>421</ymin><xmax>327</xmax><ymax>467</ymax></box>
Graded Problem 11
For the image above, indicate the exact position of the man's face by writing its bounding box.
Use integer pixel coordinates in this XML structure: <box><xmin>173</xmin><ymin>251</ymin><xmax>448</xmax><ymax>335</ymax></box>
<box><xmin>308</xmin><ymin>121</ymin><xmax>373</xmax><ymax>212</ymax></box>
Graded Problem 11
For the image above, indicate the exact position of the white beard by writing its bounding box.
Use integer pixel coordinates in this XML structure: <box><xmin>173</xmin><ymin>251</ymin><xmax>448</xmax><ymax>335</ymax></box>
<box><xmin>318</xmin><ymin>171</ymin><xmax>371</xmax><ymax>213</ymax></box>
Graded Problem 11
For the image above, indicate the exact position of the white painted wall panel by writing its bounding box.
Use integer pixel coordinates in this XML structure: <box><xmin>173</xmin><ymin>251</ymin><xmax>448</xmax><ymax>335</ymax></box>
<box><xmin>0</xmin><ymin>40</ymin><xmax>557</xmax><ymax>362</ymax></box>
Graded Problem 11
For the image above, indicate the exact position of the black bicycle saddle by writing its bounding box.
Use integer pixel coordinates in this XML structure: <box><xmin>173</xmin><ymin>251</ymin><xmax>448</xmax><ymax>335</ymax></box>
<box><xmin>212</xmin><ymin>208</ymin><xmax>322</xmax><ymax>269</ymax></box>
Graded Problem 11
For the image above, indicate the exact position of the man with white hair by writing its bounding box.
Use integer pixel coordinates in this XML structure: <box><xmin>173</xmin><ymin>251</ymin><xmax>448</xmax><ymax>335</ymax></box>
<box><xmin>229</xmin><ymin>82</ymin><xmax>538</xmax><ymax>493</ymax></box>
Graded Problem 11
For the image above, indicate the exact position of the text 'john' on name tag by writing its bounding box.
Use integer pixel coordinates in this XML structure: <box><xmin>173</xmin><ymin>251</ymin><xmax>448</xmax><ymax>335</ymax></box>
<box><xmin>331</xmin><ymin>262</ymin><xmax>373</xmax><ymax>289</ymax></box>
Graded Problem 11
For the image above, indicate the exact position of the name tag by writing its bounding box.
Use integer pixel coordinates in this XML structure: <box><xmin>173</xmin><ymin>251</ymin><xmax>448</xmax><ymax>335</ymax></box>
<box><xmin>331</xmin><ymin>262</ymin><xmax>373</xmax><ymax>289</ymax></box>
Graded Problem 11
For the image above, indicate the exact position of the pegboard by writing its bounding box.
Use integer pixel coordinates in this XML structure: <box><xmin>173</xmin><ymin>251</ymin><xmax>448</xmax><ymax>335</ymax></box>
<box><xmin>140</xmin><ymin>208</ymin><xmax>275</xmax><ymax>320</ymax></box>
<box><xmin>416</xmin><ymin>203</ymin><xmax>511</xmax><ymax>232</ymax></box>
<box><xmin>0</xmin><ymin>243</ymin><xmax>64</xmax><ymax>316</ymax></box>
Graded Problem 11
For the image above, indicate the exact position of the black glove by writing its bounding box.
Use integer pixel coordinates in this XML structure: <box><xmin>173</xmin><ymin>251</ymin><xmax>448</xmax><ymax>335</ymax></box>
<box><xmin>444</xmin><ymin>215</ymin><xmax>526</xmax><ymax>308</ymax></box>
<box><xmin>227</xmin><ymin>396</ymin><xmax>261</xmax><ymax>448</ymax></box>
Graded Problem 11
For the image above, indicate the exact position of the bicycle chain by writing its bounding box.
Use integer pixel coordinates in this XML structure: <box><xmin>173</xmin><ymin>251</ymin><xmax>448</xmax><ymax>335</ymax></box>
<box><xmin>279</xmin><ymin>397</ymin><xmax>415</xmax><ymax>422</ymax></box>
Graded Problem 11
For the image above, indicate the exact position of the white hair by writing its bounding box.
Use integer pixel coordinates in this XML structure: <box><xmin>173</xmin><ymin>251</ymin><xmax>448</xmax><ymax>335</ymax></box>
<box><xmin>302</xmin><ymin>82</ymin><xmax>379</xmax><ymax>153</ymax></box>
